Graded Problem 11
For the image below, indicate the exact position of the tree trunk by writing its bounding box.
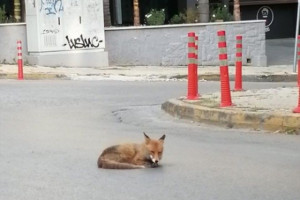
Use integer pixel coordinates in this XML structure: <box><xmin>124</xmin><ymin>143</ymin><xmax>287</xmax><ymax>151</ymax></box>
<box><xmin>234</xmin><ymin>0</ymin><xmax>241</xmax><ymax>21</ymax></box>
<box><xmin>13</xmin><ymin>0</ymin><xmax>21</xmax><ymax>22</ymax></box>
<box><xmin>103</xmin><ymin>0</ymin><xmax>111</xmax><ymax>27</ymax></box>
<box><xmin>21</xmin><ymin>0</ymin><xmax>25</xmax><ymax>22</ymax></box>
<box><xmin>133</xmin><ymin>0</ymin><xmax>140</xmax><ymax>26</ymax></box>
<box><xmin>197</xmin><ymin>0</ymin><xmax>209</xmax><ymax>23</ymax></box>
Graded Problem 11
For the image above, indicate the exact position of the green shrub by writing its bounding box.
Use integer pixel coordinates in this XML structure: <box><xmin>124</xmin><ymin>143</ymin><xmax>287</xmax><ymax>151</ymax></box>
<box><xmin>185</xmin><ymin>8</ymin><xmax>198</xmax><ymax>23</ymax></box>
<box><xmin>170</xmin><ymin>13</ymin><xmax>186</xmax><ymax>24</ymax></box>
<box><xmin>145</xmin><ymin>9</ymin><xmax>165</xmax><ymax>25</ymax></box>
<box><xmin>0</xmin><ymin>5</ymin><xmax>6</xmax><ymax>23</ymax></box>
<box><xmin>210</xmin><ymin>5</ymin><xmax>233</xmax><ymax>22</ymax></box>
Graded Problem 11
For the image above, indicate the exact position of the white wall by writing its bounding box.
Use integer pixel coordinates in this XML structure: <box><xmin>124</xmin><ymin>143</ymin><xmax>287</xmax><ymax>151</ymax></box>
<box><xmin>26</xmin><ymin>0</ymin><xmax>105</xmax><ymax>52</ymax></box>
<box><xmin>105</xmin><ymin>20</ymin><xmax>267</xmax><ymax>67</ymax></box>
<box><xmin>0</xmin><ymin>23</ymin><xmax>28</xmax><ymax>64</ymax></box>
<box><xmin>0</xmin><ymin>21</ymin><xmax>267</xmax><ymax>67</ymax></box>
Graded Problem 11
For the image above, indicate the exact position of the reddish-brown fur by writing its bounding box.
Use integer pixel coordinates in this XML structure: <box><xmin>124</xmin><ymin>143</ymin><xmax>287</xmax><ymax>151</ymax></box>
<box><xmin>98</xmin><ymin>133</ymin><xmax>165</xmax><ymax>169</ymax></box>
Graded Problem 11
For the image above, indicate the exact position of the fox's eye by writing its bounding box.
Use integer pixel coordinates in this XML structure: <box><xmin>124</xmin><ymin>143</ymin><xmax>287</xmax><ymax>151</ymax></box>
<box><xmin>151</xmin><ymin>151</ymin><xmax>155</xmax><ymax>154</ymax></box>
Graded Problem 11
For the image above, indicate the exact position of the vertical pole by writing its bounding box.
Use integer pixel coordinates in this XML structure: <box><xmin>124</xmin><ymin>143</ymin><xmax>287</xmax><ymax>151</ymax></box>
<box><xmin>293</xmin><ymin>0</ymin><xmax>300</xmax><ymax>73</ymax></box>
<box><xmin>294</xmin><ymin>35</ymin><xmax>300</xmax><ymax>113</ymax></box>
<box><xmin>187</xmin><ymin>32</ymin><xmax>199</xmax><ymax>100</ymax></box>
<box><xmin>293</xmin><ymin>87</ymin><xmax>300</xmax><ymax>113</ymax></box>
<box><xmin>17</xmin><ymin>40</ymin><xmax>23</xmax><ymax>80</ymax></box>
<box><xmin>297</xmin><ymin>35</ymin><xmax>300</xmax><ymax>86</ymax></box>
<box><xmin>195</xmin><ymin>35</ymin><xmax>199</xmax><ymax>96</ymax></box>
<box><xmin>234</xmin><ymin>35</ymin><xmax>243</xmax><ymax>91</ymax></box>
<box><xmin>217</xmin><ymin>30</ymin><xmax>232</xmax><ymax>107</ymax></box>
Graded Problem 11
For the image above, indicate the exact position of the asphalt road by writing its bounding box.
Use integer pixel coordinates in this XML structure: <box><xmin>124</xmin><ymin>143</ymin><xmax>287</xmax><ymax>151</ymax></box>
<box><xmin>0</xmin><ymin>80</ymin><xmax>299</xmax><ymax>200</ymax></box>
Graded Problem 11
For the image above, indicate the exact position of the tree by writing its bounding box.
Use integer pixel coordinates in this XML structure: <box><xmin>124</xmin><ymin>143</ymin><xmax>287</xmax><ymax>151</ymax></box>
<box><xmin>14</xmin><ymin>0</ymin><xmax>21</xmax><ymax>22</ymax></box>
<box><xmin>233</xmin><ymin>0</ymin><xmax>241</xmax><ymax>21</ymax></box>
<box><xmin>197</xmin><ymin>0</ymin><xmax>209</xmax><ymax>23</ymax></box>
<box><xmin>133</xmin><ymin>0</ymin><xmax>140</xmax><ymax>26</ymax></box>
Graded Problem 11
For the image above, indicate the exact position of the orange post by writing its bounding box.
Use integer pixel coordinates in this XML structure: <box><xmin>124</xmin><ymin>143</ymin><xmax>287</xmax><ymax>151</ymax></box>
<box><xmin>294</xmin><ymin>36</ymin><xmax>300</xmax><ymax>113</ymax></box>
<box><xmin>297</xmin><ymin>35</ymin><xmax>300</xmax><ymax>86</ymax></box>
<box><xmin>293</xmin><ymin>87</ymin><xmax>300</xmax><ymax>113</ymax></box>
<box><xmin>234</xmin><ymin>35</ymin><xmax>243</xmax><ymax>91</ymax></box>
<box><xmin>217</xmin><ymin>30</ymin><xmax>232</xmax><ymax>107</ymax></box>
<box><xmin>17</xmin><ymin>40</ymin><xmax>23</xmax><ymax>80</ymax></box>
<box><xmin>187</xmin><ymin>32</ymin><xmax>199</xmax><ymax>100</ymax></box>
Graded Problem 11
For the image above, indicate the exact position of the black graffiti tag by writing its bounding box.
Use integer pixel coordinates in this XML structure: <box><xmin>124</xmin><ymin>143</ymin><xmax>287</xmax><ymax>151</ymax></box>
<box><xmin>63</xmin><ymin>35</ymin><xmax>103</xmax><ymax>49</ymax></box>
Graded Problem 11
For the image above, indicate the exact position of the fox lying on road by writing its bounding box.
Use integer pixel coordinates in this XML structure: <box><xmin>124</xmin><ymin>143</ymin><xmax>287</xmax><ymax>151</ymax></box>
<box><xmin>98</xmin><ymin>133</ymin><xmax>166</xmax><ymax>169</ymax></box>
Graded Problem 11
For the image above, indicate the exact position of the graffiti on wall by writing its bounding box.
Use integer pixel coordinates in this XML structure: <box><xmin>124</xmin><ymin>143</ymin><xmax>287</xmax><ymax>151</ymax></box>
<box><xmin>40</xmin><ymin>0</ymin><xmax>64</xmax><ymax>15</ymax></box>
<box><xmin>42</xmin><ymin>29</ymin><xmax>60</xmax><ymax>34</ymax></box>
<box><xmin>71</xmin><ymin>0</ymin><xmax>79</xmax><ymax>7</ymax></box>
<box><xmin>63</xmin><ymin>35</ymin><xmax>103</xmax><ymax>49</ymax></box>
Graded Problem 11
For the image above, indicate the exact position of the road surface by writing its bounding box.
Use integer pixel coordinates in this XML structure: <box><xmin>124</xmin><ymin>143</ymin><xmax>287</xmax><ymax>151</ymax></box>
<box><xmin>0</xmin><ymin>80</ymin><xmax>299</xmax><ymax>200</ymax></box>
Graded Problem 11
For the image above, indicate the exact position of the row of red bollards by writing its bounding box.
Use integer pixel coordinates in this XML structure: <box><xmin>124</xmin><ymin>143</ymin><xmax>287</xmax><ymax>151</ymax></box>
<box><xmin>187</xmin><ymin>31</ymin><xmax>300</xmax><ymax>113</ymax></box>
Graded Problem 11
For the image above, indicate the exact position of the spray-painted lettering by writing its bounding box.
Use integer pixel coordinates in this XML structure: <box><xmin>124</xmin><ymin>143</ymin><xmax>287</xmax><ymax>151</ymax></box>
<box><xmin>42</xmin><ymin>29</ymin><xmax>59</xmax><ymax>34</ymax></box>
<box><xmin>40</xmin><ymin>0</ymin><xmax>64</xmax><ymax>15</ymax></box>
<box><xmin>63</xmin><ymin>35</ymin><xmax>103</xmax><ymax>49</ymax></box>
<box><xmin>71</xmin><ymin>0</ymin><xmax>79</xmax><ymax>7</ymax></box>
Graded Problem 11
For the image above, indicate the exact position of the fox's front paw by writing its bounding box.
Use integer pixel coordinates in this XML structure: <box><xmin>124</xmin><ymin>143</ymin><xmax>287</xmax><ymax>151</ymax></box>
<box><xmin>151</xmin><ymin>162</ymin><xmax>159</xmax><ymax>168</ymax></box>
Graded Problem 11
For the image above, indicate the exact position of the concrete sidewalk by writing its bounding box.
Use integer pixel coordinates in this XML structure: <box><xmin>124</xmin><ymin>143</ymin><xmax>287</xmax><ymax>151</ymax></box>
<box><xmin>0</xmin><ymin>64</ymin><xmax>297</xmax><ymax>81</ymax></box>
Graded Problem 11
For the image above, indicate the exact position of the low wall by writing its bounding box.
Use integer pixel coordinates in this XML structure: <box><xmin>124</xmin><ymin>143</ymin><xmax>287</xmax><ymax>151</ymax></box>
<box><xmin>0</xmin><ymin>23</ymin><xmax>28</xmax><ymax>64</ymax></box>
<box><xmin>105</xmin><ymin>20</ymin><xmax>267</xmax><ymax>67</ymax></box>
<box><xmin>0</xmin><ymin>21</ymin><xmax>267</xmax><ymax>67</ymax></box>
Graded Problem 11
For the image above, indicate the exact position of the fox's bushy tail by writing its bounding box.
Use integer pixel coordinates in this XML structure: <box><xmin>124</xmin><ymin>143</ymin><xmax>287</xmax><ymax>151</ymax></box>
<box><xmin>98</xmin><ymin>157</ymin><xmax>144</xmax><ymax>169</ymax></box>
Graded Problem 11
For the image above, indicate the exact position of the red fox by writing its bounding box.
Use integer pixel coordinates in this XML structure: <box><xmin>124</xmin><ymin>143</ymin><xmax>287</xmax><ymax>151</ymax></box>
<box><xmin>97</xmin><ymin>132</ymin><xmax>166</xmax><ymax>169</ymax></box>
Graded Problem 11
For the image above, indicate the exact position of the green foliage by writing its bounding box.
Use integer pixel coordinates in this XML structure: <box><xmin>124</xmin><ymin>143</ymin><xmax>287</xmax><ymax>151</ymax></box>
<box><xmin>169</xmin><ymin>13</ymin><xmax>186</xmax><ymax>24</ymax></box>
<box><xmin>0</xmin><ymin>5</ymin><xmax>6</xmax><ymax>23</ymax></box>
<box><xmin>169</xmin><ymin>9</ymin><xmax>198</xmax><ymax>25</ymax></box>
<box><xmin>210</xmin><ymin>4</ymin><xmax>233</xmax><ymax>22</ymax></box>
<box><xmin>185</xmin><ymin>8</ymin><xmax>198</xmax><ymax>23</ymax></box>
<box><xmin>145</xmin><ymin>9</ymin><xmax>165</xmax><ymax>25</ymax></box>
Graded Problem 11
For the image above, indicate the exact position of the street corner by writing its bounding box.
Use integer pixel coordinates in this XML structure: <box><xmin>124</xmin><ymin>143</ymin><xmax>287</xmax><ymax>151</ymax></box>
<box><xmin>161</xmin><ymin>92</ymin><xmax>300</xmax><ymax>134</ymax></box>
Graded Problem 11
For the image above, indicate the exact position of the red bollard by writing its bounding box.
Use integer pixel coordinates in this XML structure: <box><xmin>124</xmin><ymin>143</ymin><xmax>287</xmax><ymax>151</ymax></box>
<box><xmin>17</xmin><ymin>40</ymin><xmax>23</xmax><ymax>80</ymax></box>
<box><xmin>217</xmin><ymin>30</ymin><xmax>232</xmax><ymax>107</ymax></box>
<box><xmin>297</xmin><ymin>35</ymin><xmax>300</xmax><ymax>86</ymax></box>
<box><xmin>293</xmin><ymin>87</ymin><xmax>300</xmax><ymax>113</ymax></box>
<box><xmin>187</xmin><ymin>32</ymin><xmax>199</xmax><ymax>100</ymax></box>
<box><xmin>234</xmin><ymin>35</ymin><xmax>243</xmax><ymax>91</ymax></box>
<box><xmin>195</xmin><ymin>35</ymin><xmax>200</xmax><ymax>97</ymax></box>
<box><xmin>294</xmin><ymin>36</ymin><xmax>300</xmax><ymax>113</ymax></box>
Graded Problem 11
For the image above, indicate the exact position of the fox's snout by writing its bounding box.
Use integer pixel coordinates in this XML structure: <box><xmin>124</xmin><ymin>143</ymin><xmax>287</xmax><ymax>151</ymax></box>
<box><xmin>150</xmin><ymin>154</ymin><xmax>160</xmax><ymax>164</ymax></box>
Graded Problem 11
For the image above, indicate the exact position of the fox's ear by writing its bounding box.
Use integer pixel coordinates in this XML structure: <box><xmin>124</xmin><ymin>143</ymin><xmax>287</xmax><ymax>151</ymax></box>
<box><xmin>159</xmin><ymin>134</ymin><xmax>166</xmax><ymax>142</ymax></box>
<box><xmin>144</xmin><ymin>132</ymin><xmax>150</xmax><ymax>144</ymax></box>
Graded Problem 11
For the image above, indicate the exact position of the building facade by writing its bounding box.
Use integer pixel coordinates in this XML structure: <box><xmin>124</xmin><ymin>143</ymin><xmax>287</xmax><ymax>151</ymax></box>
<box><xmin>0</xmin><ymin>0</ymin><xmax>297</xmax><ymax>40</ymax></box>
<box><xmin>238</xmin><ymin>0</ymin><xmax>297</xmax><ymax>39</ymax></box>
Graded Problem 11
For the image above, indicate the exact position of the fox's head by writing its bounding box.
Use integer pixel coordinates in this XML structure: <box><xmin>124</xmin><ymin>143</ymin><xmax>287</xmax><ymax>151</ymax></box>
<box><xmin>143</xmin><ymin>132</ymin><xmax>166</xmax><ymax>166</ymax></box>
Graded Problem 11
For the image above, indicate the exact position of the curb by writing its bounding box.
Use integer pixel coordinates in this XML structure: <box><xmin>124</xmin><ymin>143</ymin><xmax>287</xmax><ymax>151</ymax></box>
<box><xmin>0</xmin><ymin>73</ymin><xmax>68</xmax><ymax>80</ymax></box>
<box><xmin>162</xmin><ymin>98</ymin><xmax>300</xmax><ymax>134</ymax></box>
<box><xmin>170</xmin><ymin>74</ymin><xmax>298</xmax><ymax>82</ymax></box>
